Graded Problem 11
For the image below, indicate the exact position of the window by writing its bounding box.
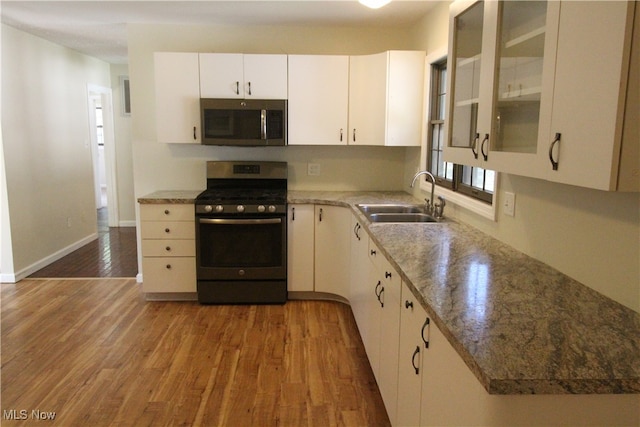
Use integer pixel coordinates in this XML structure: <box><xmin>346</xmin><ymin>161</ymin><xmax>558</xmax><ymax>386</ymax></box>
<box><xmin>426</xmin><ymin>60</ymin><xmax>495</xmax><ymax>205</ymax></box>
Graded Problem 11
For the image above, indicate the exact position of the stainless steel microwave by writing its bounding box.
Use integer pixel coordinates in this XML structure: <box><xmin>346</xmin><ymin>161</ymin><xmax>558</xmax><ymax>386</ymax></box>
<box><xmin>200</xmin><ymin>98</ymin><xmax>287</xmax><ymax>146</ymax></box>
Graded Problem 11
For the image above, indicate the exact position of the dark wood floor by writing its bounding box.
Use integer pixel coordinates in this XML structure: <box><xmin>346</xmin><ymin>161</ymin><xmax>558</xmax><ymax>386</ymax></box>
<box><xmin>1</xmin><ymin>278</ymin><xmax>390</xmax><ymax>426</ymax></box>
<box><xmin>29</xmin><ymin>208</ymin><xmax>138</xmax><ymax>278</ymax></box>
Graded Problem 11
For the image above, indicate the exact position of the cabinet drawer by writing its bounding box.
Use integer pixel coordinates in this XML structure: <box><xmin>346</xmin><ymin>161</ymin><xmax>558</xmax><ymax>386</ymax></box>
<box><xmin>140</xmin><ymin>204</ymin><xmax>194</xmax><ymax>221</ymax></box>
<box><xmin>141</xmin><ymin>221</ymin><xmax>195</xmax><ymax>239</ymax></box>
<box><xmin>368</xmin><ymin>240</ymin><xmax>382</xmax><ymax>268</ymax></box>
<box><xmin>142</xmin><ymin>239</ymin><xmax>195</xmax><ymax>257</ymax></box>
<box><xmin>142</xmin><ymin>257</ymin><xmax>196</xmax><ymax>293</ymax></box>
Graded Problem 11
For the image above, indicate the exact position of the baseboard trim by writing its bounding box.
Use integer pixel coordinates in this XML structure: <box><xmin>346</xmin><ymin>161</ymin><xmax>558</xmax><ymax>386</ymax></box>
<box><xmin>10</xmin><ymin>233</ymin><xmax>99</xmax><ymax>283</ymax></box>
<box><xmin>119</xmin><ymin>220</ymin><xmax>136</xmax><ymax>227</ymax></box>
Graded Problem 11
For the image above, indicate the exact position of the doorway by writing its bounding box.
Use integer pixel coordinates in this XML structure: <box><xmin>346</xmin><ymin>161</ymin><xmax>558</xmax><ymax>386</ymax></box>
<box><xmin>87</xmin><ymin>84</ymin><xmax>118</xmax><ymax>227</ymax></box>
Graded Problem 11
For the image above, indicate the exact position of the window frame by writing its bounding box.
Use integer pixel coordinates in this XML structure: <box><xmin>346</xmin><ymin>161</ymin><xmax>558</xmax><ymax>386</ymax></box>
<box><xmin>419</xmin><ymin>48</ymin><xmax>498</xmax><ymax>221</ymax></box>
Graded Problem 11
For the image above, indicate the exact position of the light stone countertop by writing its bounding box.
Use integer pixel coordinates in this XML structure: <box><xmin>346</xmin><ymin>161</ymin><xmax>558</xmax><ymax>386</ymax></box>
<box><xmin>137</xmin><ymin>190</ymin><xmax>201</xmax><ymax>204</ymax></box>
<box><xmin>288</xmin><ymin>191</ymin><xmax>640</xmax><ymax>395</ymax></box>
<box><xmin>138</xmin><ymin>190</ymin><xmax>640</xmax><ymax>395</ymax></box>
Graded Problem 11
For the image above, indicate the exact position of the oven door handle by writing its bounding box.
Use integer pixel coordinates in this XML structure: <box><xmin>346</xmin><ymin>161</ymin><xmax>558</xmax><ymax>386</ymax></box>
<box><xmin>199</xmin><ymin>218</ymin><xmax>282</xmax><ymax>225</ymax></box>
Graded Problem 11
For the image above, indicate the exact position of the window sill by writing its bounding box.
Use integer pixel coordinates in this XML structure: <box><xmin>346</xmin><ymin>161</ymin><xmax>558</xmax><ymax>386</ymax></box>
<box><xmin>419</xmin><ymin>182</ymin><xmax>497</xmax><ymax>222</ymax></box>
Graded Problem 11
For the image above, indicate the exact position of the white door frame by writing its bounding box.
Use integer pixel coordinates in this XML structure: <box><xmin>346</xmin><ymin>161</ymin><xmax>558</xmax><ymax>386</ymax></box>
<box><xmin>87</xmin><ymin>84</ymin><xmax>118</xmax><ymax>227</ymax></box>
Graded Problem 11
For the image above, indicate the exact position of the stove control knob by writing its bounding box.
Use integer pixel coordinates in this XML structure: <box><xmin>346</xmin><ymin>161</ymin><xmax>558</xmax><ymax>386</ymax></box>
<box><xmin>236</xmin><ymin>205</ymin><xmax>245</xmax><ymax>213</ymax></box>
<box><xmin>215</xmin><ymin>205</ymin><xmax>224</xmax><ymax>213</ymax></box>
<box><xmin>204</xmin><ymin>205</ymin><xmax>213</xmax><ymax>213</ymax></box>
<box><xmin>268</xmin><ymin>205</ymin><xmax>277</xmax><ymax>213</ymax></box>
<box><xmin>257</xmin><ymin>205</ymin><xmax>266</xmax><ymax>213</ymax></box>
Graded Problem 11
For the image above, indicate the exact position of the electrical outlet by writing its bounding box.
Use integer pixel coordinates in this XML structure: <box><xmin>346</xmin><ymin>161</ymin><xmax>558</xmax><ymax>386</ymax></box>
<box><xmin>503</xmin><ymin>192</ymin><xmax>515</xmax><ymax>217</ymax></box>
<box><xmin>307</xmin><ymin>163</ymin><xmax>321</xmax><ymax>176</ymax></box>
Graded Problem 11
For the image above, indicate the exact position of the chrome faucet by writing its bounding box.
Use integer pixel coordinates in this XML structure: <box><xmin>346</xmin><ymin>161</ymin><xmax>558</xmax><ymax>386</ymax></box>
<box><xmin>410</xmin><ymin>170</ymin><xmax>445</xmax><ymax>218</ymax></box>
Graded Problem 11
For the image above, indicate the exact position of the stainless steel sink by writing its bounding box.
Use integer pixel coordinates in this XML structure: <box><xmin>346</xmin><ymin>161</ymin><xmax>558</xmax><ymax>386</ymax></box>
<box><xmin>356</xmin><ymin>204</ymin><xmax>424</xmax><ymax>214</ymax></box>
<box><xmin>356</xmin><ymin>204</ymin><xmax>444</xmax><ymax>223</ymax></box>
<box><xmin>368</xmin><ymin>213</ymin><xmax>439</xmax><ymax>223</ymax></box>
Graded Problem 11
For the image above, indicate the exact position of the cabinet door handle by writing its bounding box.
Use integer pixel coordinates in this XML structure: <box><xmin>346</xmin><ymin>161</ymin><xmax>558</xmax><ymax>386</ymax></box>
<box><xmin>340</xmin><ymin>128</ymin><xmax>344</xmax><ymax>142</ymax></box>
<box><xmin>481</xmin><ymin>134</ymin><xmax>489</xmax><ymax>161</ymax></box>
<box><xmin>471</xmin><ymin>133</ymin><xmax>480</xmax><ymax>159</ymax></box>
<box><xmin>385</xmin><ymin>271</ymin><xmax>392</xmax><ymax>279</ymax></box>
<box><xmin>411</xmin><ymin>346</ymin><xmax>420</xmax><ymax>375</ymax></box>
<box><xmin>421</xmin><ymin>317</ymin><xmax>431</xmax><ymax>349</ymax></box>
<box><xmin>247</xmin><ymin>81</ymin><xmax>252</xmax><ymax>96</ymax></box>
<box><xmin>374</xmin><ymin>280</ymin><xmax>382</xmax><ymax>298</ymax></box>
<box><xmin>193</xmin><ymin>126</ymin><xmax>197</xmax><ymax>140</ymax></box>
<box><xmin>291</xmin><ymin>207</ymin><xmax>295</xmax><ymax>221</ymax></box>
<box><xmin>319</xmin><ymin>208</ymin><xmax>323</xmax><ymax>222</ymax></box>
<box><xmin>405</xmin><ymin>300</ymin><xmax>413</xmax><ymax>309</ymax></box>
<box><xmin>353</xmin><ymin>222</ymin><xmax>361</xmax><ymax>240</ymax></box>
<box><xmin>370</xmin><ymin>249</ymin><xmax>376</xmax><ymax>256</ymax></box>
<box><xmin>549</xmin><ymin>133</ymin><xmax>561</xmax><ymax>171</ymax></box>
<box><xmin>235</xmin><ymin>81</ymin><xmax>240</xmax><ymax>95</ymax></box>
<box><xmin>353</xmin><ymin>128</ymin><xmax>356</xmax><ymax>142</ymax></box>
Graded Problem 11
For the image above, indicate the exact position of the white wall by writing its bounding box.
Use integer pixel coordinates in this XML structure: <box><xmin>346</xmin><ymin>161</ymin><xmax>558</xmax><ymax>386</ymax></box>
<box><xmin>406</xmin><ymin>3</ymin><xmax>640</xmax><ymax>312</ymax></box>
<box><xmin>1</xmin><ymin>24</ymin><xmax>111</xmax><ymax>279</ymax></box>
<box><xmin>110</xmin><ymin>64</ymin><xmax>135</xmax><ymax>225</ymax></box>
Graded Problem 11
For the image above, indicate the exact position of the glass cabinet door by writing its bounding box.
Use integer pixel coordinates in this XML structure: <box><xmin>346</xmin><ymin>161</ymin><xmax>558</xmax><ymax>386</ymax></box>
<box><xmin>449</xmin><ymin>1</ymin><xmax>485</xmax><ymax>151</ymax></box>
<box><xmin>492</xmin><ymin>1</ymin><xmax>548</xmax><ymax>154</ymax></box>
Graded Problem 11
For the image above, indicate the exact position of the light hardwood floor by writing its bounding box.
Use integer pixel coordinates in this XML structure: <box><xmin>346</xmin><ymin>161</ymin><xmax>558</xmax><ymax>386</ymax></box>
<box><xmin>1</xmin><ymin>278</ymin><xmax>390</xmax><ymax>426</ymax></box>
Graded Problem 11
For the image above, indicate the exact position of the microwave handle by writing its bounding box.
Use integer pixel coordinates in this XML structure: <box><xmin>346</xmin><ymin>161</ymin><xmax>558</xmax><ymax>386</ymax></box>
<box><xmin>261</xmin><ymin>109</ymin><xmax>267</xmax><ymax>140</ymax></box>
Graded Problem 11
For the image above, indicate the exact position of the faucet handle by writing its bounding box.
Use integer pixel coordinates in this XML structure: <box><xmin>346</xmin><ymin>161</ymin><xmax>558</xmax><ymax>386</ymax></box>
<box><xmin>434</xmin><ymin>196</ymin><xmax>446</xmax><ymax>218</ymax></box>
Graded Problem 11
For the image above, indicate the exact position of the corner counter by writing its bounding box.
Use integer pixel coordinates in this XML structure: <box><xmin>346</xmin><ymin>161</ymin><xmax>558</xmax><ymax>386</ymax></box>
<box><xmin>289</xmin><ymin>191</ymin><xmax>640</xmax><ymax>396</ymax></box>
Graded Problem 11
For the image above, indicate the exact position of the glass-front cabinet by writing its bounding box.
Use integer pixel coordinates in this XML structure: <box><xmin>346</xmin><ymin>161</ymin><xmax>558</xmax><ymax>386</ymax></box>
<box><xmin>444</xmin><ymin>0</ymin><xmax>560</xmax><ymax>177</ymax></box>
<box><xmin>445</xmin><ymin>0</ymin><xmax>638</xmax><ymax>192</ymax></box>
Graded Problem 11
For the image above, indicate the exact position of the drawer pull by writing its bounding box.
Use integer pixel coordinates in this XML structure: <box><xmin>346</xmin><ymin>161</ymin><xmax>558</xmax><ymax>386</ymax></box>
<box><xmin>385</xmin><ymin>271</ymin><xmax>392</xmax><ymax>279</ymax></box>
<box><xmin>370</xmin><ymin>249</ymin><xmax>376</xmax><ymax>256</ymax></box>
<box><xmin>165</xmin><ymin>228</ymin><xmax>170</xmax><ymax>233</ymax></box>
<box><xmin>164</xmin><ymin>209</ymin><xmax>170</xmax><ymax>215</ymax></box>
<box><xmin>165</xmin><ymin>246</ymin><xmax>171</xmax><ymax>252</ymax></box>
<box><xmin>405</xmin><ymin>300</ymin><xmax>413</xmax><ymax>309</ymax></box>
<box><xmin>166</xmin><ymin>264</ymin><xmax>172</xmax><ymax>270</ymax></box>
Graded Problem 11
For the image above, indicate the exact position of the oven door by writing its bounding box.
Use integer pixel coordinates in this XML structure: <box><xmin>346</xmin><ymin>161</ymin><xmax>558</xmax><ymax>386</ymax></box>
<box><xmin>196</xmin><ymin>215</ymin><xmax>286</xmax><ymax>280</ymax></box>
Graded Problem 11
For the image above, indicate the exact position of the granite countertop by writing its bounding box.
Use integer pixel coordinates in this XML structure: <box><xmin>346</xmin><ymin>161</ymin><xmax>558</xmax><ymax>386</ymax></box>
<box><xmin>137</xmin><ymin>190</ymin><xmax>202</xmax><ymax>204</ymax></box>
<box><xmin>288</xmin><ymin>191</ymin><xmax>640</xmax><ymax>395</ymax></box>
<box><xmin>138</xmin><ymin>190</ymin><xmax>640</xmax><ymax>395</ymax></box>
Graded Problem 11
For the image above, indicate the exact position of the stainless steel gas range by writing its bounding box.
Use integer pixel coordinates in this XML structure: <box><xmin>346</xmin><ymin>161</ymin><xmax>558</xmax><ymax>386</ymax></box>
<box><xmin>195</xmin><ymin>161</ymin><xmax>287</xmax><ymax>304</ymax></box>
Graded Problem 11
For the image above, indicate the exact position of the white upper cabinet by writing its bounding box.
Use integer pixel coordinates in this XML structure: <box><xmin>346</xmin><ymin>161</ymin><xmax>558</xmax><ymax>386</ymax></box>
<box><xmin>287</xmin><ymin>55</ymin><xmax>349</xmax><ymax>145</ymax></box>
<box><xmin>444</xmin><ymin>0</ymin><xmax>638</xmax><ymax>191</ymax></box>
<box><xmin>199</xmin><ymin>53</ymin><xmax>288</xmax><ymax>99</ymax></box>
<box><xmin>444</xmin><ymin>0</ymin><xmax>559</xmax><ymax>175</ymax></box>
<box><xmin>539</xmin><ymin>1</ymin><xmax>637</xmax><ymax>190</ymax></box>
<box><xmin>154</xmin><ymin>52</ymin><xmax>201</xmax><ymax>144</ymax></box>
<box><xmin>349</xmin><ymin>51</ymin><xmax>426</xmax><ymax>146</ymax></box>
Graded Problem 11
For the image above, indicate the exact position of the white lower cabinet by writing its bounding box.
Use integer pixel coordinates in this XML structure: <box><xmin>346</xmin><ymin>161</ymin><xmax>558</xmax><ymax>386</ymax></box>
<box><xmin>287</xmin><ymin>204</ymin><xmax>315</xmax><ymax>292</ymax></box>
<box><xmin>140</xmin><ymin>204</ymin><xmax>196</xmax><ymax>293</ymax></box>
<box><xmin>373</xmin><ymin>245</ymin><xmax>401</xmax><ymax>425</ymax></box>
<box><xmin>287</xmin><ymin>204</ymin><xmax>351</xmax><ymax>298</ymax></box>
<box><xmin>397</xmin><ymin>282</ymin><xmax>427</xmax><ymax>427</ymax></box>
<box><xmin>353</xmin><ymin>237</ymin><xmax>402</xmax><ymax>425</ymax></box>
<box><xmin>314</xmin><ymin>205</ymin><xmax>351</xmax><ymax>298</ymax></box>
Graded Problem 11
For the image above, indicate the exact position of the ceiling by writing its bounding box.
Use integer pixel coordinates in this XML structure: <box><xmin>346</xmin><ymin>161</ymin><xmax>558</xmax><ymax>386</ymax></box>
<box><xmin>1</xmin><ymin>1</ymin><xmax>442</xmax><ymax>64</ymax></box>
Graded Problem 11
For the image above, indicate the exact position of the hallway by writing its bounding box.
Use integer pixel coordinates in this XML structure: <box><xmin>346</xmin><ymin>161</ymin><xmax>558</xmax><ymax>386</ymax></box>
<box><xmin>29</xmin><ymin>208</ymin><xmax>137</xmax><ymax>278</ymax></box>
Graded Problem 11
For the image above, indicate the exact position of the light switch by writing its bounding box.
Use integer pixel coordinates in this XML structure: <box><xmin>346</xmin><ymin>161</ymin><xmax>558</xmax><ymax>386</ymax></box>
<box><xmin>503</xmin><ymin>192</ymin><xmax>515</xmax><ymax>217</ymax></box>
<box><xmin>307</xmin><ymin>163</ymin><xmax>321</xmax><ymax>176</ymax></box>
